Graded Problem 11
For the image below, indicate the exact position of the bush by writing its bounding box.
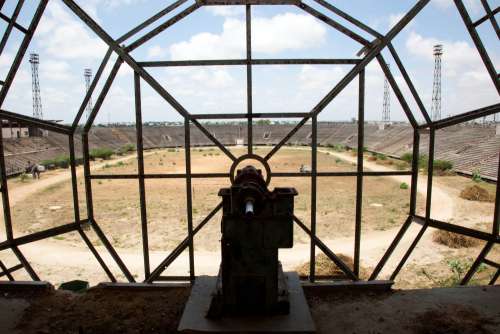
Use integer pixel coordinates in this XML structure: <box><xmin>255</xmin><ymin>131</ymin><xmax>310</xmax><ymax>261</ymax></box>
<box><xmin>375</xmin><ymin>153</ymin><xmax>387</xmax><ymax>160</ymax></box>
<box><xmin>432</xmin><ymin>230</ymin><xmax>479</xmax><ymax>248</ymax></box>
<box><xmin>400</xmin><ymin>182</ymin><xmax>409</xmax><ymax>190</ymax></box>
<box><xmin>433</xmin><ymin>159</ymin><xmax>453</xmax><ymax>173</ymax></box>
<box><xmin>90</xmin><ymin>148</ymin><xmax>113</xmax><ymax>160</ymax></box>
<box><xmin>117</xmin><ymin>144</ymin><xmax>135</xmax><ymax>155</ymax></box>
<box><xmin>41</xmin><ymin>155</ymin><xmax>71</xmax><ymax>169</ymax></box>
<box><xmin>401</xmin><ymin>152</ymin><xmax>413</xmax><ymax>163</ymax></box>
<box><xmin>472</xmin><ymin>169</ymin><xmax>482</xmax><ymax>182</ymax></box>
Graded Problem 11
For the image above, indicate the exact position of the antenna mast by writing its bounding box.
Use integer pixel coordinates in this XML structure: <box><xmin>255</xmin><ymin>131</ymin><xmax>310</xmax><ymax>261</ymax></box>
<box><xmin>29</xmin><ymin>53</ymin><xmax>43</xmax><ymax>120</ymax></box>
<box><xmin>431</xmin><ymin>44</ymin><xmax>442</xmax><ymax>121</ymax></box>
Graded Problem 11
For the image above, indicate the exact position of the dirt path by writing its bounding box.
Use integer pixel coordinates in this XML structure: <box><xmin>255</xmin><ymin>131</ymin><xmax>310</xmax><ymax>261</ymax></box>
<box><xmin>0</xmin><ymin>148</ymin><xmax>456</xmax><ymax>285</ymax></box>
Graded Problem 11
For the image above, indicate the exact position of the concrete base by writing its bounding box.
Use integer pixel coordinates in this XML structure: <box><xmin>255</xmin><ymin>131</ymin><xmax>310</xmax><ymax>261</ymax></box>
<box><xmin>178</xmin><ymin>272</ymin><xmax>316</xmax><ymax>333</ymax></box>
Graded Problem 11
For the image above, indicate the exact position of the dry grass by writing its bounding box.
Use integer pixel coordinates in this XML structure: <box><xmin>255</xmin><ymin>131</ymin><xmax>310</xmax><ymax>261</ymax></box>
<box><xmin>295</xmin><ymin>253</ymin><xmax>368</xmax><ymax>279</ymax></box>
<box><xmin>432</xmin><ymin>230</ymin><xmax>479</xmax><ymax>249</ymax></box>
<box><xmin>460</xmin><ymin>185</ymin><xmax>494</xmax><ymax>202</ymax></box>
<box><xmin>10</xmin><ymin>147</ymin><xmax>413</xmax><ymax>251</ymax></box>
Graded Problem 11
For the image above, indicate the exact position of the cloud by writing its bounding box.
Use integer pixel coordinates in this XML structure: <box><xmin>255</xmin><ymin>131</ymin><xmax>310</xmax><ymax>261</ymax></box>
<box><xmin>35</xmin><ymin>1</ymin><xmax>107</xmax><ymax>60</ymax></box>
<box><xmin>205</xmin><ymin>6</ymin><xmax>244</xmax><ymax>17</ymax></box>
<box><xmin>432</xmin><ymin>0</ymin><xmax>482</xmax><ymax>13</ymax></box>
<box><xmin>147</xmin><ymin>45</ymin><xmax>167</xmax><ymax>59</ymax></box>
<box><xmin>169</xmin><ymin>13</ymin><xmax>326</xmax><ymax>60</ymax></box>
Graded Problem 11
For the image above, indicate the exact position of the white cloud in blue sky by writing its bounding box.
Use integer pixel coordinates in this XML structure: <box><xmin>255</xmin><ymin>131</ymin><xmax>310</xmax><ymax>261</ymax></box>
<box><xmin>0</xmin><ymin>0</ymin><xmax>498</xmax><ymax>125</ymax></box>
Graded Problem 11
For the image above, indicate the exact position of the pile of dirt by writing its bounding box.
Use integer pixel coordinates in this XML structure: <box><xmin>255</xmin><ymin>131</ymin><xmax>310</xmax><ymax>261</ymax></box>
<box><xmin>409</xmin><ymin>304</ymin><xmax>498</xmax><ymax>334</ymax></box>
<box><xmin>432</xmin><ymin>230</ymin><xmax>480</xmax><ymax>249</ymax></box>
<box><xmin>295</xmin><ymin>253</ymin><xmax>367</xmax><ymax>279</ymax></box>
<box><xmin>460</xmin><ymin>185</ymin><xmax>494</xmax><ymax>202</ymax></box>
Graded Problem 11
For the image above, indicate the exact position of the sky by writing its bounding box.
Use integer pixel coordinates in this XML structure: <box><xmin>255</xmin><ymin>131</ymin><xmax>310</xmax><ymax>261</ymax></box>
<box><xmin>0</xmin><ymin>0</ymin><xmax>498</xmax><ymax>125</ymax></box>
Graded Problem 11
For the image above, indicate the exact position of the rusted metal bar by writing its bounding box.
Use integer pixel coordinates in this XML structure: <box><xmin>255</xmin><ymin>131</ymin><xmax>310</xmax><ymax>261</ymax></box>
<box><xmin>489</xmin><ymin>268</ymin><xmax>500</xmax><ymax>285</ymax></box>
<box><xmin>192</xmin><ymin>112</ymin><xmax>310</xmax><ymax>119</ymax></box>
<box><xmin>0</xmin><ymin>12</ymin><xmax>28</xmax><ymax>34</ymax></box>
<box><xmin>354</xmin><ymin>69</ymin><xmax>364</xmax><ymax>276</ymax></box>
<box><xmin>83</xmin><ymin>58</ymin><xmax>123</xmax><ymax>132</ymax></box>
<box><xmin>494</xmin><ymin>153</ymin><xmax>500</xmax><ymax>237</ymax></box>
<box><xmin>0</xmin><ymin>222</ymin><xmax>83</xmax><ymax>251</ymax></box>
<box><xmin>388</xmin><ymin>43</ymin><xmax>432</xmax><ymax>125</ymax></box>
<box><xmin>134</xmin><ymin>72</ymin><xmax>150</xmax><ymax>279</ymax></box>
<box><xmin>71</xmin><ymin>48</ymin><xmax>113</xmax><ymax>131</ymax></box>
<box><xmin>368</xmin><ymin>216</ymin><xmax>413</xmax><ymax>280</ymax></box>
<box><xmin>11</xmin><ymin>246</ymin><xmax>39</xmax><ymax>281</ymax></box>
<box><xmin>0</xmin><ymin>0</ymin><xmax>48</xmax><ymax>107</ymax></box>
<box><xmin>294</xmin><ymin>215</ymin><xmax>358</xmax><ymax>281</ymax></box>
<box><xmin>246</xmin><ymin>4</ymin><xmax>253</xmax><ymax>155</ymax></box>
<box><xmin>298</xmin><ymin>2</ymin><xmax>370</xmax><ymax>46</ymax></box>
<box><xmin>424</xmin><ymin>103</ymin><xmax>500</xmax><ymax>129</ymax></box>
<box><xmin>0</xmin><ymin>109</ymin><xmax>72</xmax><ymax>135</ymax></box>
<box><xmin>377</xmin><ymin>55</ymin><xmax>417</xmax><ymax>128</ymax></box>
<box><xmin>68</xmin><ymin>136</ymin><xmax>81</xmax><ymax>224</ymax></box>
<box><xmin>184</xmin><ymin>116</ymin><xmax>195</xmax><ymax>282</ymax></box>
<box><xmin>454</xmin><ymin>0</ymin><xmax>500</xmax><ymax>94</ymax></box>
<box><xmin>125</xmin><ymin>3</ymin><xmax>201</xmax><ymax>52</ymax></box>
<box><xmin>409</xmin><ymin>130</ymin><xmax>420</xmax><ymax>216</ymax></box>
<box><xmin>77</xmin><ymin>228</ymin><xmax>116</xmax><ymax>282</ymax></box>
<box><xmin>90</xmin><ymin>220</ymin><xmax>136</xmax><ymax>283</ymax></box>
<box><xmin>390</xmin><ymin>128</ymin><xmax>435</xmax><ymax>280</ymax></box>
<box><xmin>472</xmin><ymin>6</ymin><xmax>500</xmax><ymax>27</ymax></box>
<box><xmin>146</xmin><ymin>203</ymin><xmax>222</xmax><ymax>283</ymax></box>
<box><xmin>313</xmin><ymin>0</ymin><xmax>382</xmax><ymax>38</ymax></box>
<box><xmin>0</xmin><ymin>0</ymin><xmax>24</xmax><ymax>55</ymax></box>
<box><xmin>0</xmin><ymin>121</ymin><xmax>13</xmax><ymax>241</ymax></box>
<box><xmin>480</xmin><ymin>0</ymin><xmax>499</xmax><ymax>38</ymax></box>
<box><xmin>461</xmin><ymin>241</ymin><xmax>494</xmax><ymax>285</ymax></box>
<box><xmin>0</xmin><ymin>260</ymin><xmax>15</xmax><ymax>280</ymax></box>
<box><xmin>309</xmin><ymin>115</ymin><xmax>317</xmax><ymax>282</ymax></box>
<box><xmin>138</xmin><ymin>59</ymin><xmax>361</xmax><ymax>67</ymax></box>
<box><xmin>413</xmin><ymin>215</ymin><xmax>497</xmax><ymax>242</ymax></box>
<box><xmin>117</xmin><ymin>0</ymin><xmax>188</xmax><ymax>44</ymax></box>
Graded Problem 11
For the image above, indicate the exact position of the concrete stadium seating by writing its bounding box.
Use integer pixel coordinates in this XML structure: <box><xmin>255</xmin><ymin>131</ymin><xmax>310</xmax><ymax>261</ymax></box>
<box><xmin>3</xmin><ymin>122</ymin><xmax>498</xmax><ymax>180</ymax></box>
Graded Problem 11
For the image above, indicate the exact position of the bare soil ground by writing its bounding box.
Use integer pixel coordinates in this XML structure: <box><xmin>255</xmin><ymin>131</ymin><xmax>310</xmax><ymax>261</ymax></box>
<box><xmin>1</xmin><ymin>285</ymin><xmax>499</xmax><ymax>334</ymax></box>
<box><xmin>0</xmin><ymin>147</ymin><xmax>497</xmax><ymax>289</ymax></box>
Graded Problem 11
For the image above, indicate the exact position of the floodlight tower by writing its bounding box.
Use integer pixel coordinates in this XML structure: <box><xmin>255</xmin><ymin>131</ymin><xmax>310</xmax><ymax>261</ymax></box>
<box><xmin>84</xmin><ymin>68</ymin><xmax>93</xmax><ymax>120</ymax></box>
<box><xmin>431</xmin><ymin>44</ymin><xmax>442</xmax><ymax>121</ymax></box>
<box><xmin>29</xmin><ymin>53</ymin><xmax>43</xmax><ymax>120</ymax></box>
<box><xmin>382</xmin><ymin>63</ymin><xmax>391</xmax><ymax>123</ymax></box>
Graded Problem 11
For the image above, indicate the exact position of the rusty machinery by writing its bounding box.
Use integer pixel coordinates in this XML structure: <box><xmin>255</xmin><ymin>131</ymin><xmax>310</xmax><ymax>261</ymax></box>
<box><xmin>208</xmin><ymin>165</ymin><xmax>297</xmax><ymax>318</ymax></box>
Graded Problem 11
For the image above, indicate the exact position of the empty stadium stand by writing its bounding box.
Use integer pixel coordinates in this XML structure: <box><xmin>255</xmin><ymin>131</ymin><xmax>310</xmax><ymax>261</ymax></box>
<box><xmin>3</xmin><ymin>122</ymin><xmax>498</xmax><ymax>180</ymax></box>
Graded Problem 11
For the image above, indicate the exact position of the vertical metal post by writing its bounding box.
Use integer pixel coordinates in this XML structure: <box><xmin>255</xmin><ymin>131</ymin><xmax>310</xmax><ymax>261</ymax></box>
<box><xmin>390</xmin><ymin>128</ymin><xmax>434</xmax><ymax>280</ymax></box>
<box><xmin>82</xmin><ymin>133</ymin><xmax>94</xmax><ymax>220</ymax></box>
<box><xmin>493</xmin><ymin>153</ymin><xmax>500</xmax><ymax>237</ymax></box>
<box><xmin>409</xmin><ymin>130</ymin><xmax>420</xmax><ymax>216</ymax></box>
<box><xmin>69</xmin><ymin>136</ymin><xmax>80</xmax><ymax>223</ymax></box>
<box><xmin>354</xmin><ymin>70</ymin><xmax>364</xmax><ymax>276</ymax></box>
<box><xmin>309</xmin><ymin>114</ymin><xmax>317</xmax><ymax>282</ymax></box>
<box><xmin>0</xmin><ymin>122</ymin><xmax>13</xmax><ymax>241</ymax></box>
<box><xmin>134</xmin><ymin>72</ymin><xmax>150</xmax><ymax>279</ymax></box>
<box><xmin>246</xmin><ymin>4</ymin><xmax>253</xmax><ymax>154</ymax></box>
<box><xmin>184</xmin><ymin>117</ymin><xmax>195</xmax><ymax>282</ymax></box>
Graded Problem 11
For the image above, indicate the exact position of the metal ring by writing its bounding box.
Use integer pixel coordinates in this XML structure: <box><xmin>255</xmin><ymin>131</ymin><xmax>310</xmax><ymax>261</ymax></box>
<box><xmin>229</xmin><ymin>154</ymin><xmax>272</xmax><ymax>186</ymax></box>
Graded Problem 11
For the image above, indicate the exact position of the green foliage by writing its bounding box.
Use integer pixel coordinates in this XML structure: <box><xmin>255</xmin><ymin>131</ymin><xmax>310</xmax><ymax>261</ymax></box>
<box><xmin>255</xmin><ymin>119</ymin><xmax>271</xmax><ymax>126</ymax></box>
<box><xmin>399</xmin><ymin>182</ymin><xmax>409</xmax><ymax>190</ymax></box>
<box><xmin>90</xmin><ymin>147</ymin><xmax>114</xmax><ymax>160</ymax></box>
<box><xmin>41</xmin><ymin>155</ymin><xmax>71</xmax><ymax>169</ymax></box>
<box><xmin>472</xmin><ymin>169</ymin><xmax>482</xmax><ymax>183</ymax></box>
<box><xmin>433</xmin><ymin>159</ymin><xmax>453</xmax><ymax>172</ymax></box>
<box><xmin>117</xmin><ymin>143</ymin><xmax>135</xmax><ymax>155</ymax></box>
<box><xmin>400</xmin><ymin>152</ymin><xmax>413</xmax><ymax>163</ymax></box>
<box><xmin>375</xmin><ymin>153</ymin><xmax>387</xmax><ymax>160</ymax></box>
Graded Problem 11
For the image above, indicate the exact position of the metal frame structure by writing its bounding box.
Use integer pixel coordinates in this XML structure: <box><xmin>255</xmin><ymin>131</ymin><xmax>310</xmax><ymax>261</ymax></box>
<box><xmin>0</xmin><ymin>0</ymin><xmax>499</xmax><ymax>285</ymax></box>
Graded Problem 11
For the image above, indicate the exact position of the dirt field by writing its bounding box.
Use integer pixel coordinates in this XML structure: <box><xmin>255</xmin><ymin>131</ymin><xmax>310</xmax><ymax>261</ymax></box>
<box><xmin>0</xmin><ymin>146</ymin><xmax>497</xmax><ymax>289</ymax></box>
